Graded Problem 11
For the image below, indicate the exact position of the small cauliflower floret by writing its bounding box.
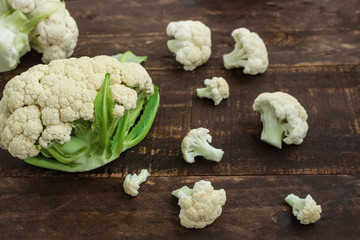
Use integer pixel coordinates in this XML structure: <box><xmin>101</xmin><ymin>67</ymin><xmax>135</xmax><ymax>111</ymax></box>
<box><xmin>123</xmin><ymin>169</ymin><xmax>150</xmax><ymax>197</ymax></box>
<box><xmin>253</xmin><ymin>92</ymin><xmax>308</xmax><ymax>149</ymax></box>
<box><xmin>172</xmin><ymin>180</ymin><xmax>226</xmax><ymax>229</ymax></box>
<box><xmin>29</xmin><ymin>1</ymin><xmax>79</xmax><ymax>63</ymax></box>
<box><xmin>181</xmin><ymin>128</ymin><xmax>224</xmax><ymax>163</ymax></box>
<box><xmin>285</xmin><ymin>193</ymin><xmax>322</xmax><ymax>224</ymax></box>
<box><xmin>6</xmin><ymin>0</ymin><xmax>47</xmax><ymax>13</ymax></box>
<box><xmin>166</xmin><ymin>20</ymin><xmax>211</xmax><ymax>71</ymax></box>
<box><xmin>196</xmin><ymin>77</ymin><xmax>229</xmax><ymax>105</ymax></box>
<box><xmin>223</xmin><ymin>28</ymin><xmax>268</xmax><ymax>75</ymax></box>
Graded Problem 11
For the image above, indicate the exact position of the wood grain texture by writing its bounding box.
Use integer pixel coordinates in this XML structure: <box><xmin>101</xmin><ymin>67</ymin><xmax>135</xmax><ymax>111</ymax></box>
<box><xmin>0</xmin><ymin>175</ymin><xmax>359</xmax><ymax>240</ymax></box>
<box><xmin>0</xmin><ymin>0</ymin><xmax>359</xmax><ymax>239</ymax></box>
<box><xmin>0</xmin><ymin>64</ymin><xmax>359</xmax><ymax>177</ymax></box>
<box><xmin>66</xmin><ymin>0</ymin><xmax>360</xmax><ymax>66</ymax></box>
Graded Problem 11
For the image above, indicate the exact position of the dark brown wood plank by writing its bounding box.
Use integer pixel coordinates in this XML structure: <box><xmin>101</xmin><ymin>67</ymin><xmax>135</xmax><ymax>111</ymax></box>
<box><xmin>65</xmin><ymin>0</ymin><xmax>360</xmax><ymax>66</ymax></box>
<box><xmin>0</xmin><ymin>175</ymin><xmax>359</xmax><ymax>239</ymax></box>
<box><xmin>0</xmin><ymin>65</ymin><xmax>359</xmax><ymax>177</ymax></box>
<box><xmin>1</xmin><ymin>0</ymin><xmax>358</xmax><ymax>72</ymax></box>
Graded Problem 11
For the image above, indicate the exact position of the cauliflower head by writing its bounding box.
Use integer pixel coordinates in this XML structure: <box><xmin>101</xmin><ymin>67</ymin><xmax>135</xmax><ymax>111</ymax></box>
<box><xmin>172</xmin><ymin>180</ymin><xmax>226</xmax><ymax>228</ymax></box>
<box><xmin>0</xmin><ymin>0</ymin><xmax>55</xmax><ymax>73</ymax></box>
<box><xmin>29</xmin><ymin>1</ymin><xmax>79</xmax><ymax>63</ymax></box>
<box><xmin>253</xmin><ymin>92</ymin><xmax>308</xmax><ymax>149</ymax></box>
<box><xmin>181</xmin><ymin>127</ymin><xmax>224</xmax><ymax>163</ymax></box>
<box><xmin>223</xmin><ymin>27</ymin><xmax>268</xmax><ymax>75</ymax></box>
<box><xmin>166</xmin><ymin>20</ymin><xmax>211</xmax><ymax>71</ymax></box>
<box><xmin>196</xmin><ymin>77</ymin><xmax>229</xmax><ymax>105</ymax></box>
<box><xmin>0</xmin><ymin>55</ymin><xmax>159</xmax><ymax>172</ymax></box>
<box><xmin>4</xmin><ymin>0</ymin><xmax>79</xmax><ymax>65</ymax></box>
<box><xmin>285</xmin><ymin>193</ymin><xmax>322</xmax><ymax>224</ymax></box>
<box><xmin>123</xmin><ymin>169</ymin><xmax>150</xmax><ymax>196</ymax></box>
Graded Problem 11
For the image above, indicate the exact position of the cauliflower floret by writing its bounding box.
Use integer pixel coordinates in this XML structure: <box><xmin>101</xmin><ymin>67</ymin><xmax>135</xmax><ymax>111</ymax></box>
<box><xmin>123</xmin><ymin>169</ymin><xmax>150</xmax><ymax>196</ymax></box>
<box><xmin>172</xmin><ymin>180</ymin><xmax>226</xmax><ymax>228</ymax></box>
<box><xmin>0</xmin><ymin>55</ymin><xmax>154</xmax><ymax>160</ymax></box>
<box><xmin>109</xmin><ymin>62</ymin><xmax>154</xmax><ymax>95</ymax></box>
<box><xmin>38</xmin><ymin>122</ymin><xmax>72</xmax><ymax>148</ymax></box>
<box><xmin>166</xmin><ymin>20</ymin><xmax>211</xmax><ymax>71</ymax></box>
<box><xmin>111</xmin><ymin>84</ymin><xmax>137</xmax><ymax>110</ymax></box>
<box><xmin>29</xmin><ymin>1</ymin><xmax>78</xmax><ymax>63</ymax></box>
<box><xmin>253</xmin><ymin>92</ymin><xmax>308</xmax><ymax>149</ymax></box>
<box><xmin>181</xmin><ymin>127</ymin><xmax>224</xmax><ymax>163</ymax></box>
<box><xmin>6</xmin><ymin>0</ymin><xmax>47</xmax><ymax>13</ymax></box>
<box><xmin>196</xmin><ymin>77</ymin><xmax>229</xmax><ymax>105</ymax></box>
<box><xmin>113</xmin><ymin>105</ymin><xmax>125</xmax><ymax>119</ymax></box>
<box><xmin>8</xmin><ymin>135</ymin><xmax>40</xmax><ymax>159</ymax></box>
<box><xmin>0</xmin><ymin>105</ymin><xmax>43</xmax><ymax>159</ymax></box>
<box><xmin>223</xmin><ymin>27</ymin><xmax>268</xmax><ymax>75</ymax></box>
<box><xmin>285</xmin><ymin>193</ymin><xmax>322</xmax><ymax>224</ymax></box>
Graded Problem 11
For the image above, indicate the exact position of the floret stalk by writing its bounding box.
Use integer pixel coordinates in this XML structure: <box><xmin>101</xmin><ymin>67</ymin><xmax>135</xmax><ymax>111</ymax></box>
<box><xmin>194</xmin><ymin>137</ymin><xmax>224</xmax><ymax>162</ymax></box>
<box><xmin>285</xmin><ymin>193</ymin><xmax>309</xmax><ymax>217</ymax></box>
<box><xmin>136</xmin><ymin>169</ymin><xmax>150</xmax><ymax>185</ymax></box>
<box><xmin>167</xmin><ymin>39</ymin><xmax>178</xmax><ymax>54</ymax></box>
<box><xmin>285</xmin><ymin>193</ymin><xmax>300</xmax><ymax>206</ymax></box>
<box><xmin>196</xmin><ymin>87</ymin><xmax>211</xmax><ymax>99</ymax></box>
<box><xmin>0</xmin><ymin>0</ymin><xmax>10</xmax><ymax>14</ymax></box>
<box><xmin>172</xmin><ymin>186</ymin><xmax>194</xmax><ymax>198</ymax></box>
<box><xmin>223</xmin><ymin>46</ymin><xmax>248</xmax><ymax>69</ymax></box>
<box><xmin>260</xmin><ymin>104</ymin><xmax>285</xmax><ymax>149</ymax></box>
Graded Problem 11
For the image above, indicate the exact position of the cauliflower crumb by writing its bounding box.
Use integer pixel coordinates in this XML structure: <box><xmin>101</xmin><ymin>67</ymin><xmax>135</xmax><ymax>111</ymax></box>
<box><xmin>123</xmin><ymin>169</ymin><xmax>150</xmax><ymax>196</ymax></box>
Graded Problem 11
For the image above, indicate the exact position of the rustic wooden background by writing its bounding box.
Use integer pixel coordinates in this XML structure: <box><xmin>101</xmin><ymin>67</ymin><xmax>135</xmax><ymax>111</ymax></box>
<box><xmin>0</xmin><ymin>0</ymin><xmax>359</xmax><ymax>239</ymax></box>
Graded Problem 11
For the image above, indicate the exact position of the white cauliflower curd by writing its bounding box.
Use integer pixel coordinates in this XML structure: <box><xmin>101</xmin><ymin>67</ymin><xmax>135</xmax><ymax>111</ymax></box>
<box><xmin>181</xmin><ymin>128</ymin><xmax>224</xmax><ymax>164</ymax></box>
<box><xmin>285</xmin><ymin>193</ymin><xmax>322</xmax><ymax>224</ymax></box>
<box><xmin>253</xmin><ymin>92</ymin><xmax>308</xmax><ymax>149</ymax></box>
<box><xmin>123</xmin><ymin>169</ymin><xmax>150</xmax><ymax>197</ymax></box>
<box><xmin>0</xmin><ymin>56</ymin><xmax>154</xmax><ymax>161</ymax></box>
<box><xmin>166</xmin><ymin>20</ymin><xmax>211</xmax><ymax>71</ymax></box>
<box><xmin>223</xmin><ymin>27</ymin><xmax>268</xmax><ymax>75</ymax></box>
<box><xmin>196</xmin><ymin>77</ymin><xmax>229</xmax><ymax>105</ymax></box>
<box><xmin>3</xmin><ymin>0</ymin><xmax>79</xmax><ymax>67</ymax></box>
<box><xmin>172</xmin><ymin>180</ymin><xmax>226</xmax><ymax>228</ymax></box>
<box><xmin>28</xmin><ymin>0</ymin><xmax>79</xmax><ymax>63</ymax></box>
<box><xmin>6</xmin><ymin>0</ymin><xmax>47</xmax><ymax>13</ymax></box>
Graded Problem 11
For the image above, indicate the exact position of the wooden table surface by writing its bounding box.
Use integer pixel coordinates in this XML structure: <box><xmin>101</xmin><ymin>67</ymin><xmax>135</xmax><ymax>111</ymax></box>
<box><xmin>1</xmin><ymin>0</ymin><xmax>360</xmax><ymax>239</ymax></box>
